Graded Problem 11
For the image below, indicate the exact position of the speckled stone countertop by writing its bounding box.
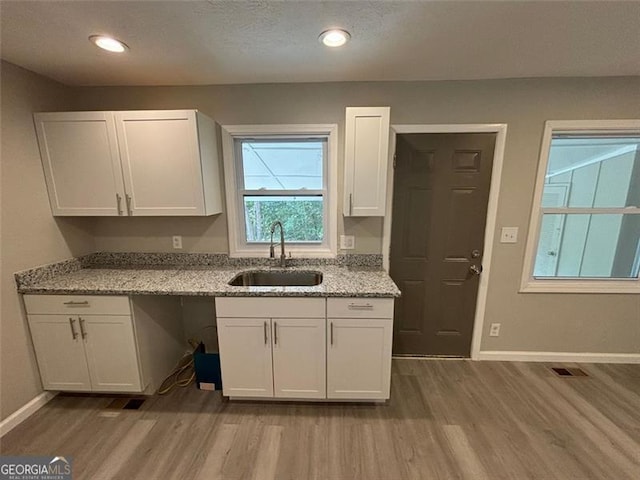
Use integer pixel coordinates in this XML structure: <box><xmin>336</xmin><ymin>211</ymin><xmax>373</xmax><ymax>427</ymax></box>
<box><xmin>16</xmin><ymin>254</ymin><xmax>401</xmax><ymax>298</ymax></box>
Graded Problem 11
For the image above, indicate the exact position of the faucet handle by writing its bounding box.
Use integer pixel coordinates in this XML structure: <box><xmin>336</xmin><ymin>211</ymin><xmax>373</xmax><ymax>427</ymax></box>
<box><xmin>269</xmin><ymin>244</ymin><xmax>275</xmax><ymax>258</ymax></box>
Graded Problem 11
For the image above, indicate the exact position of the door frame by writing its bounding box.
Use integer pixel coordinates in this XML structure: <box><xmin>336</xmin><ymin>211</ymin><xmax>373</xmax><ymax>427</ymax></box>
<box><xmin>382</xmin><ymin>124</ymin><xmax>508</xmax><ymax>360</ymax></box>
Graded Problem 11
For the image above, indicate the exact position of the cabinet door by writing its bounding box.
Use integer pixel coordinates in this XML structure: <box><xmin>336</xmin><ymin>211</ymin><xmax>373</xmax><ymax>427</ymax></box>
<box><xmin>114</xmin><ymin>110</ymin><xmax>206</xmax><ymax>216</ymax></box>
<box><xmin>217</xmin><ymin>318</ymin><xmax>274</xmax><ymax>397</ymax></box>
<box><xmin>81</xmin><ymin>315</ymin><xmax>143</xmax><ymax>392</ymax></box>
<box><xmin>33</xmin><ymin>112</ymin><xmax>125</xmax><ymax>216</ymax></box>
<box><xmin>343</xmin><ymin>107</ymin><xmax>391</xmax><ymax>216</ymax></box>
<box><xmin>327</xmin><ymin>318</ymin><xmax>393</xmax><ymax>400</ymax></box>
<box><xmin>27</xmin><ymin>315</ymin><xmax>91</xmax><ymax>391</ymax></box>
<box><xmin>272</xmin><ymin>318</ymin><xmax>326</xmax><ymax>399</ymax></box>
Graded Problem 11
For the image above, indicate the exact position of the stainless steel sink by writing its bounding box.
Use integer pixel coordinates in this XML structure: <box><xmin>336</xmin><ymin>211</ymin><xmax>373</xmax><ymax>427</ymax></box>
<box><xmin>228</xmin><ymin>270</ymin><xmax>323</xmax><ymax>287</ymax></box>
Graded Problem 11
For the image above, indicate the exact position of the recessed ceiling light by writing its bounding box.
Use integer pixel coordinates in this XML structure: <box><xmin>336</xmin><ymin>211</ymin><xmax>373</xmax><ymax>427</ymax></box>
<box><xmin>89</xmin><ymin>35</ymin><xmax>128</xmax><ymax>53</ymax></box>
<box><xmin>319</xmin><ymin>29</ymin><xmax>351</xmax><ymax>48</ymax></box>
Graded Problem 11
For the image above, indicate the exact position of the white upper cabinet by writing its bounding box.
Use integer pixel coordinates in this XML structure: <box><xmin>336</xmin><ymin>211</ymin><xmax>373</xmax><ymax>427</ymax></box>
<box><xmin>343</xmin><ymin>107</ymin><xmax>391</xmax><ymax>216</ymax></box>
<box><xmin>114</xmin><ymin>110</ymin><xmax>221</xmax><ymax>216</ymax></box>
<box><xmin>33</xmin><ymin>110</ymin><xmax>223</xmax><ymax>216</ymax></box>
<box><xmin>34</xmin><ymin>111</ymin><xmax>125</xmax><ymax>216</ymax></box>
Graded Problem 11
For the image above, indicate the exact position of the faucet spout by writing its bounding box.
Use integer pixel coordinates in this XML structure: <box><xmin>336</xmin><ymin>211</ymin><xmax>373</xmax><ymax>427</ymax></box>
<box><xmin>269</xmin><ymin>221</ymin><xmax>287</xmax><ymax>268</ymax></box>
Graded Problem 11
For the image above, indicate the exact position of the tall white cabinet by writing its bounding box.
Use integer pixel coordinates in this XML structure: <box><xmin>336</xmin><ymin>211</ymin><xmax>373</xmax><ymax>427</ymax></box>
<box><xmin>343</xmin><ymin>106</ymin><xmax>391</xmax><ymax>216</ymax></box>
<box><xmin>34</xmin><ymin>110</ymin><xmax>223</xmax><ymax>216</ymax></box>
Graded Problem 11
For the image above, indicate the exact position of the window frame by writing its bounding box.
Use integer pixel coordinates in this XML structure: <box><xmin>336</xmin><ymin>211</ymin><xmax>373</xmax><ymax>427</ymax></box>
<box><xmin>521</xmin><ymin>120</ymin><xmax>640</xmax><ymax>294</ymax></box>
<box><xmin>221</xmin><ymin>124</ymin><xmax>338</xmax><ymax>258</ymax></box>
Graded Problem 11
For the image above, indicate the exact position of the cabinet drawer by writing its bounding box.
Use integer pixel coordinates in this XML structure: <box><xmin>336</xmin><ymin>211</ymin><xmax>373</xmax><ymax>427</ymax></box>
<box><xmin>24</xmin><ymin>295</ymin><xmax>131</xmax><ymax>315</ymax></box>
<box><xmin>327</xmin><ymin>298</ymin><xmax>394</xmax><ymax>319</ymax></box>
<box><xmin>216</xmin><ymin>297</ymin><xmax>325</xmax><ymax>318</ymax></box>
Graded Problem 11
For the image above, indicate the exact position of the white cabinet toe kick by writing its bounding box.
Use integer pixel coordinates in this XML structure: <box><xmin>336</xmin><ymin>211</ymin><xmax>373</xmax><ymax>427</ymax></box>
<box><xmin>216</xmin><ymin>297</ymin><xmax>394</xmax><ymax>402</ymax></box>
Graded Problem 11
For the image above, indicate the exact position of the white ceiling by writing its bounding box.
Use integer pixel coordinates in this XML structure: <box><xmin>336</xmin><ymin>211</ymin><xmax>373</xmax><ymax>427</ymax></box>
<box><xmin>1</xmin><ymin>1</ymin><xmax>639</xmax><ymax>86</ymax></box>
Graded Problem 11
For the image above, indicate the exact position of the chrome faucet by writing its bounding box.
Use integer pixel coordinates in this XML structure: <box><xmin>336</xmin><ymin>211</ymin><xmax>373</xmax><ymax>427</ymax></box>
<box><xmin>269</xmin><ymin>221</ymin><xmax>287</xmax><ymax>267</ymax></box>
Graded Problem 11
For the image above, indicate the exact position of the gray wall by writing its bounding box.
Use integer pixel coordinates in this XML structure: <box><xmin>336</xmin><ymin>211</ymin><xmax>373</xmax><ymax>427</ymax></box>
<box><xmin>73</xmin><ymin>77</ymin><xmax>640</xmax><ymax>355</ymax></box>
<box><xmin>1</xmin><ymin>65</ymin><xmax>638</xmax><ymax>421</ymax></box>
<box><xmin>0</xmin><ymin>62</ymin><xmax>95</xmax><ymax>421</ymax></box>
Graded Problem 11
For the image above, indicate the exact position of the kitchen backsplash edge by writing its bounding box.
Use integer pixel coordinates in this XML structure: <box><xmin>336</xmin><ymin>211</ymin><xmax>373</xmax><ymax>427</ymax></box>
<box><xmin>15</xmin><ymin>252</ymin><xmax>383</xmax><ymax>289</ymax></box>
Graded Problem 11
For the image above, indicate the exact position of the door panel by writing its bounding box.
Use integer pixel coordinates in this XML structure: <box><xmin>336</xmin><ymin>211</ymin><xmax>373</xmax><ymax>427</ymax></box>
<box><xmin>272</xmin><ymin>318</ymin><xmax>326</xmax><ymax>399</ymax></box>
<box><xmin>390</xmin><ymin>133</ymin><xmax>495</xmax><ymax>356</ymax></box>
<box><xmin>217</xmin><ymin>318</ymin><xmax>274</xmax><ymax>397</ymax></box>
<box><xmin>114</xmin><ymin>110</ymin><xmax>205</xmax><ymax>215</ymax></box>
<box><xmin>327</xmin><ymin>318</ymin><xmax>392</xmax><ymax>399</ymax></box>
<box><xmin>33</xmin><ymin>112</ymin><xmax>124</xmax><ymax>216</ymax></box>
<box><xmin>82</xmin><ymin>315</ymin><xmax>142</xmax><ymax>392</ymax></box>
<box><xmin>343</xmin><ymin>107</ymin><xmax>391</xmax><ymax>216</ymax></box>
<box><xmin>27</xmin><ymin>315</ymin><xmax>91</xmax><ymax>391</ymax></box>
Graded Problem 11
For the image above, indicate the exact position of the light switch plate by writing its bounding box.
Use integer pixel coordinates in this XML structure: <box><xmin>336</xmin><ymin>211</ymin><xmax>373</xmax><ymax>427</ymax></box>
<box><xmin>340</xmin><ymin>235</ymin><xmax>355</xmax><ymax>249</ymax></box>
<box><xmin>500</xmin><ymin>227</ymin><xmax>518</xmax><ymax>244</ymax></box>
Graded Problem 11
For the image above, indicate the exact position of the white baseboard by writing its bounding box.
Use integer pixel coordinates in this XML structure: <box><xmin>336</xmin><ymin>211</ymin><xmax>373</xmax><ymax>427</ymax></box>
<box><xmin>0</xmin><ymin>391</ymin><xmax>57</xmax><ymax>437</ymax></box>
<box><xmin>475</xmin><ymin>350</ymin><xmax>640</xmax><ymax>364</ymax></box>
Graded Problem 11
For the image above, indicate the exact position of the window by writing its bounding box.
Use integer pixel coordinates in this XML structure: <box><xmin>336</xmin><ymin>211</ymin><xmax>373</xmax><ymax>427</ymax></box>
<box><xmin>221</xmin><ymin>125</ymin><xmax>338</xmax><ymax>257</ymax></box>
<box><xmin>522</xmin><ymin>120</ymin><xmax>640</xmax><ymax>293</ymax></box>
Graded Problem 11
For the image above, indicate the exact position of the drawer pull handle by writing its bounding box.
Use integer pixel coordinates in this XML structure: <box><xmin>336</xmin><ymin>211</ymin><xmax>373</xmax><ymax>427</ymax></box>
<box><xmin>68</xmin><ymin>318</ymin><xmax>78</xmax><ymax>340</ymax></box>
<box><xmin>79</xmin><ymin>317</ymin><xmax>87</xmax><ymax>339</ymax></box>
<box><xmin>274</xmin><ymin>321</ymin><xmax>278</xmax><ymax>345</ymax></box>
<box><xmin>330</xmin><ymin>322</ymin><xmax>334</xmax><ymax>345</ymax></box>
<box><xmin>348</xmin><ymin>303</ymin><xmax>373</xmax><ymax>310</ymax></box>
<box><xmin>63</xmin><ymin>301</ymin><xmax>89</xmax><ymax>306</ymax></box>
<box><xmin>264</xmin><ymin>321</ymin><xmax>268</xmax><ymax>345</ymax></box>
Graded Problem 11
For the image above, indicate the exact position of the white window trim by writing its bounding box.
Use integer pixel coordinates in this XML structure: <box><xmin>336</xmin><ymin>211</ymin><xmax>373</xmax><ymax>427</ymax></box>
<box><xmin>221</xmin><ymin>124</ymin><xmax>338</xmax><ymax>258</ymax></box>
<box><xmin>520</xmin><ymin>119</ymin><xmax>640</xmax><ymax>294</ymax></box>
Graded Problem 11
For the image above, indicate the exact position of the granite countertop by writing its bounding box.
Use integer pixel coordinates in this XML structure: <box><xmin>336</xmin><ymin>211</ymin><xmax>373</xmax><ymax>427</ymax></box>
<box><xmin>16</xmin><ymin>255</ymin><xmax>401</xmax><ymax>298</ymax></box>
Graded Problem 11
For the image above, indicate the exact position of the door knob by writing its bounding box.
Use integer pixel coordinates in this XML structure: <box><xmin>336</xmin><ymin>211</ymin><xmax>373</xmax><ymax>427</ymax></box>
<box><xmin>469</xmin><ymin>264</ymin><xmax>483</xmax><ymax>275</ymax></box>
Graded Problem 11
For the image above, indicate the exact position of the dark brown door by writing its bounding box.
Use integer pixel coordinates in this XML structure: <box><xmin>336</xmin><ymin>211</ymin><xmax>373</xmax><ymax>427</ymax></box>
<box><xmin>390</xmin><ymin>133</ymin><xmax>495</xmax><ymax>356</ymax></box>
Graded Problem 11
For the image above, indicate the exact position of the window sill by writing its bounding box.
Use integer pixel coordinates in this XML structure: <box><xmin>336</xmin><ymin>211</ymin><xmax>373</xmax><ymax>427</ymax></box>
<box><xmin>519</xmin><ymin>279</ymin><xmax>640</xmax><ymax>294</ymax></box>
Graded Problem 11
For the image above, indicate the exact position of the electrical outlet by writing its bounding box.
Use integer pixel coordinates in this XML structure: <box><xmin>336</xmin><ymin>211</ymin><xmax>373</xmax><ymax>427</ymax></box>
<box><xmin>172</xmin><ymin>235</ymin><xmax>183</xmax><ymax>249</ymax></box>
<box><xmin>489</xmin><ymin>323</ymin><xmax>501</xmax><ymax>337</ymax></box>
<box><xmin>340</xmin><ymin>235</ymin><xmax>355</xmax><ymax>250</ymax></box>
<box><xmin>500</xmin><ymin>227</ymin><xmax>518</xmax><ymax>243</ymax></box>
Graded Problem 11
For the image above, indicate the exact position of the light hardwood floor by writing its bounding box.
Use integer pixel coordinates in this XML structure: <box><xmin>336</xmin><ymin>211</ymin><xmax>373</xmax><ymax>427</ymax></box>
<box><xmin>2</xmin><ymin>360</ymin><xmax>639</xmax><ymax>480</ymax></box>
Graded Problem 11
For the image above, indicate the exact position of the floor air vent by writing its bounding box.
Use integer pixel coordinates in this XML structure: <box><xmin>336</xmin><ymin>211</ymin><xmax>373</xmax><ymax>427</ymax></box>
<box><xmin>551</xmin><ymin>367</ymin><xmax>588</xmax><ymax>377</ymax></box>
<box><xmin>105</xmin><ymin>398</ymin><xmax>146</xmax><ymax>410</ymax></box>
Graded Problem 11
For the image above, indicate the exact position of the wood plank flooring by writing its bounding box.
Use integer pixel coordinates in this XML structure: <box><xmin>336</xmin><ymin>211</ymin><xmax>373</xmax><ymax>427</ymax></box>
<box><xmin>1</xmin><ymin>360</ymin><xmax>639</xmax><ymax>479</ymax></box>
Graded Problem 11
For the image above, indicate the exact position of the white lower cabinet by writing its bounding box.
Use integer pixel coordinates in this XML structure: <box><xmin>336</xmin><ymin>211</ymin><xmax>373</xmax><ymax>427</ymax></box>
<box><xmin>24</xmin><ymin>295</ymin><xmax>185</xmax><ymax>394</ymax></box>
<box><xmin>216</xmin><ymin>297</ymin><xmax>393</xmax><ymax>401</ymax></box>
<box><xmin>82</xmin><ymin>315</ymin><xmax>142</xmax><ymax>392</ymax></box>
<box><xmin>327</xmin><ymin>318</ymin><xmax>393</xmax><ymax>400</ymax></box>
<box><xmin>215</xmin><ymin>318</ymin><xmax>274</xmax><ymax>397</ymax></box>
<box><xmin>272</xmin><ymin>318</ymin><xmax>326</xmax><ymax>399</ymax></box>
<box><xmin>216</xmin><ymin>298</ymin><xmax>326</xmax><ymax>399</ymax></box>
<box><xmin>327</xmin><ymin>298</ymin><xmax>394</xmax><ymax>400</ymax></box>
<box><xmin>27</xmin><ymin>315</ymin><xmax>92</xmax><ymax>391</ymax></box>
